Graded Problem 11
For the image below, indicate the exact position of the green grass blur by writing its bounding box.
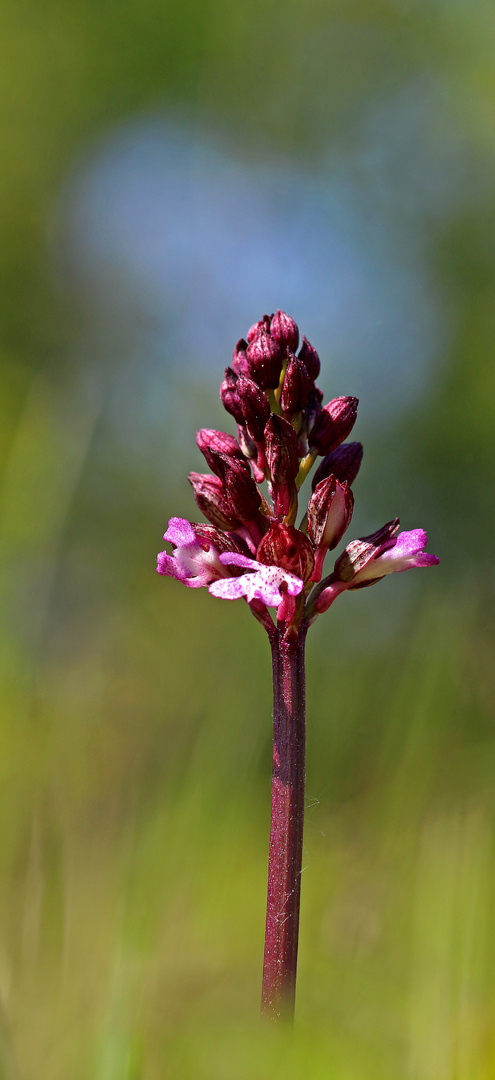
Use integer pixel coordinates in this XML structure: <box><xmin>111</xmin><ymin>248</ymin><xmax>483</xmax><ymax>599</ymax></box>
<box><xmin>1</xmin><ymin>2</ymin><xmax>495</xmax><ymax>1078</ymax></box>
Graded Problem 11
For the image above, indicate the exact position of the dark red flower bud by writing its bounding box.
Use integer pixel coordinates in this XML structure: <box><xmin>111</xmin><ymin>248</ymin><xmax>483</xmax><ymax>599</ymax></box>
<box><xmin>280</xmin><ymin>355</ymin><xmax>312</xmax><ymax>417</ymax></box>
<box><xmin>189</xmin><ymin>472</ymin><xmax>240</xmax><ymax>530</ymax></box>
<box><xmin>236</xmin><ymin>423</ymin><xmax>257</xmax><ymax>461</ymax></box>
<box><xmin>307</xmin><ymin>476</ymin><xmax>354</xmax><ymax>551</ymax></box>
<box><xmin>232</xmin><ymin>338</ymin><xmax>250</xmax><ymax>375</ymax></box>
<box><xmin>257</xmin><ymin>524</ymin><xmax>314</xmax><ymax>582</ymax></box>
<box><xmin>220</xmin><ymin>367</ymin><xmax>244</xmax><ymax>423</ymax></box>
<box><xmin>220</xmin><ymin>457</ymin><xmax>262</xmax><ymax>522</ymax></box>
<box><xmin>309</xmin><ymin>396</ymin><xmax>359</xmax><ymax>455</ymax></box>
<box><xmin>270</xmin><ymin>310</ymin><xmax>299</xmax><ymax>354</ymax></box>
<box><xmin>264</xmin><ymin>414</ymin><xmax>299</xmax><ymax>483</ymax></box>
<box><xmin>236</xmin><ymin>374</ymin><xmax>271</xmax><ymax>442</ymax></box>
<box><xmin>304</xmin><ymin>385</ymin><xmax>323</xmax><ymax>438</ymax></box>
<box><xmin>247</xmin><ymin>314</ymin><xmax>272</xmax><ymax>342</ymax></box>
<box><xmin>245</xmin><ymin>329</ymin><xmax>283</xmax><ymax>390</ymax></box>
<box><xmin>196</xmin><ymin>429</ymin><xmax>247</xmax><ymax>477</ymax></box>
<box><xmin>298</xmin><ymin>336</ymin><xmax>320</xmax><ymax>380</ymax></box>
<box><xmin>311</xmin><ymin>442</ymin><xmax>363</xmax><ymax>491</ymax></box>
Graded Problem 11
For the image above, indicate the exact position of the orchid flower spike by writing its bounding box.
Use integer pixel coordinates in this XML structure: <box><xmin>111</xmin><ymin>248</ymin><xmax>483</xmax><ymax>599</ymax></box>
<box><xmin>157</xmin><ymin>311</ymin><xmax>438</xmax><ymax>639</ymax></box>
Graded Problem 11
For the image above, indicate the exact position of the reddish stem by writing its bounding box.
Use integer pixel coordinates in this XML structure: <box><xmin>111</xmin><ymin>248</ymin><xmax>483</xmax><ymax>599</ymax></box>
<box><xmin>261</xmin><ymin>626</ymin><xmax>306</xmax><ymax>1021</ymax></box>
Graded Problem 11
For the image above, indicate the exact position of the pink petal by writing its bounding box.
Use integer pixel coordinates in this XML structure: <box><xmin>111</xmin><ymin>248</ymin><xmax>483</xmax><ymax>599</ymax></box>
<box><xmin>164</xmin><ymin>517</ymin><xmax>196</xmax><ymax>546</ymax></box>
<box><xmin>219</xmin><ymin>551</ymin><xmax>260</xmax><ymax>571</ymax></box>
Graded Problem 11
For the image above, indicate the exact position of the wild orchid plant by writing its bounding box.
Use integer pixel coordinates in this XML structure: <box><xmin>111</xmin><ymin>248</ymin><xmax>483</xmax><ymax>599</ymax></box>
<box><xmin>157</xmin><ymin>311</ymin><xmax>439</xmax><ymax>1021</ymax></box>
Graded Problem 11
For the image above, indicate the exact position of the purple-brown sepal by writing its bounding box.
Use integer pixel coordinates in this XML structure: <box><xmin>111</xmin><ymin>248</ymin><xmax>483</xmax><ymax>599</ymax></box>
<box><xmin>280</xmin><ymin>356</ymin><xmax>312</xmax><ymax>418</ymax></box>
<box><xmin>309</xmin><ymin>396</ymin><xmax>359</xmax><ymax>455</ymax></box>
<box><xmin>270</xmin><ymin>310</ymin><xmax>299</xmax><ymax>354</ymax></box>
<box><xmin>312</xmin><ymin>442</ymin><xmax>363</xmax><ymax>491</ymax></box>
<box><xmin>246</xmin><ymin>328</ymin><xmax>283</xmax><ymax>389</ymax></box>
<box><xmin>307</xmin><ymin>476</ymin><xmax>354</xmax><ymax>581</ymax></box>
<box><xmin>232</xmin><ymin>338</ymin><xmax>250</xmax><ymax>375</ymax></box>
<box><xmin>298</xmin><ymin>336</ymin><xmax>320</xmax><ymax>380</ymax></box>
<box><xmin>220</xmin><ymin>367</ymin><xmax>244</xmax><ymax>423</ymax></box>
<box><xmin>264</xmin><ymin>414</ymin><xmax>299</xmax><ymax>484</ymax></box>
<box><xmin>236</xmin><ymin>374</ymin><xmax>271</xmax><ymax>442</ymax></box>
<box><xmin>196</xmin><ymin>429</ymin><xmax>247</xmax><ymax>477</ymax></box>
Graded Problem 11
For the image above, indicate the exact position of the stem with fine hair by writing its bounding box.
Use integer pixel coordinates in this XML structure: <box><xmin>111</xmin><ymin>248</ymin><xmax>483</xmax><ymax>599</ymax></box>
<box><xmin>261</xmin><ymin>625</ymin><xmax>307</xmax><ymax>1021</ymax></box>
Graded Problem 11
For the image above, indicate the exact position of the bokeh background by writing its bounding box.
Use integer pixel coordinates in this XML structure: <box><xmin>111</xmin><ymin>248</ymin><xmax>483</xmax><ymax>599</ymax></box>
<box><xmin>1</xmin><ymin>1</ymin><xmax>495</xmax><ymax>1077</ymax></box>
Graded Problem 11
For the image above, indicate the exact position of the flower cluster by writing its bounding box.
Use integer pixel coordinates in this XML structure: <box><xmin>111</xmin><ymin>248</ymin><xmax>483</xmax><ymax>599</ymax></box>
<box><xmin>157</xmin><ymin>312</ymin><xmax>438</xmax><ymax>637</ymax></box>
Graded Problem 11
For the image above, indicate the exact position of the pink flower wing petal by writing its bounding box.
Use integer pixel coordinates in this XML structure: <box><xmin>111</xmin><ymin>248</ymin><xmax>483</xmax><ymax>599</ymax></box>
<box><xmin>219</xmin><ymin>551</ymin><xmax>260</xmax><ymax>571</ymax></box>
<box><xmin>164</xmin><ymin>517</ymin><xmax>197</xmax><ymax>546</ymax></box>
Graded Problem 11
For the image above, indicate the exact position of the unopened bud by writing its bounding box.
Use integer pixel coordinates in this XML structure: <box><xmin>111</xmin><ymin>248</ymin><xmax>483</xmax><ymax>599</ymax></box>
<box><xmin>189</xmin><ymin>472</ymin><xmax>239</xmax><ymax>530</ymax></box>
<box><xmin>247</xmin><ymin>314</ymin><xmax>272</xmax><ymax>343</ymax></box>
<box><xmin>196</xmin><ymin>429</ymin><xmax>247</xmax><ymax>477</ymax></box>
<box><xmin>236</xmin><ymin>374</ymin><xmax>271</xmax><ymax>442</ymax></box>
<box><xmin>270</xmin><ymin>310</ymin><xmax>299</xmax><ymax>354</ymax></box>
<box><xmin>257</xmin><ymin>523</ymin><xmax>314</xmax><ymax>582</ymax></box>
<box><xmin>312</xmin><ymin>442</ymin><xmax>363</xmax><ymax>491</ymax></box>
<box><xmin>307</xmin><ymin>477</ymin><xmax>354</xmax><ymax>551</ymax></box>
<box><xmin>220</xmin><ymin>367</ymin><xmax>244</xmax><ymax>423</ymax></box>
<box><xmin>298</xmin><ymin>336</ymin><xmax>320</xmax><ymax>380</ymax></box>
<box><xmin>264</xmin><ymin>414</ymin><xmax>299</xmax><ymax>483</ymax></box>
<box><xmin>303</xmin><ymin>385</ymin><xmax>323</xmax><ymax>438</ymax></box>
<box><xmin>309</xmin><ymin>396</ymin><xmax>359</xmax><ymax>455</ymax></box>
<box><xmin>246</xmin><ymin>328</ymin><xmax>283</xmax><ymax>389</ymax></box>
<box><xmin>237</xmin><ymin>423</ymin><xmax>257</xmax><ymax>461</ymax></box>
<box><xmin>221</xmin><ymin>457</ymin><xmax>262</xmax><ymax>522</ymax></box>
<box><xmin>280</xmin><ymin>356</ymin><xmax>312</xmax><ymax>417</ymax></box>
<box><xmin>232</xmin><ymin>338</ymin><xmax>250</xmax><ymax>375</ymax></box>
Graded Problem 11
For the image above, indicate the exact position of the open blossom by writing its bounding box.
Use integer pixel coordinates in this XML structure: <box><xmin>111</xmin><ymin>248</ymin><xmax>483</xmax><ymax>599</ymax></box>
<box><xmin>157</xmin><ymin>311</ymin><xmax>438</xmax><ymax>635</ymax></box>
<box><xmin>209</xmin><ymin>552</ymin><xmax>304</xmax><ymax>622</ymax></box>
<box><xmin>157</xmin><ymin>518</ymin><xmax>240</xmax><ymax>589</ymax></box>
<box><xmin>314</xmin><ymin>525</ymin><xmax>439</xmax><ymax>615</ymax></box>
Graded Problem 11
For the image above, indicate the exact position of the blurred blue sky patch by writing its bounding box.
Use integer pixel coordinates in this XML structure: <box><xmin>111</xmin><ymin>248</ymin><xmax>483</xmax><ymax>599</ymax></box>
<box><xmin>58</xmin><ymin>79</ymin><xmax>469</xmax><ymax>452</ymax></box>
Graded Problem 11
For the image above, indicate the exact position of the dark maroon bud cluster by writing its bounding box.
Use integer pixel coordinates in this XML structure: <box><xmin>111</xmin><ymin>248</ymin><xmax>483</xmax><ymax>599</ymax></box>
<box><xmin>189</xmin><ymin>311</ymin><xmax>360</xmax><ymax>628</ymax></box>
<box><xmin>161</xmin><ymin>307</ymin><xmax>437</xmax><ymax>639</ymax></box>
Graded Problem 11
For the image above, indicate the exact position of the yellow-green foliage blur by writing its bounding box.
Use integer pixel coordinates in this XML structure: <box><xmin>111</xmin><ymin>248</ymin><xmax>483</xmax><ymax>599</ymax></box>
<box><xmin>1</xmin><ymin>2</ymin><xmax>495</xmax><ymax>1078</ymax></box>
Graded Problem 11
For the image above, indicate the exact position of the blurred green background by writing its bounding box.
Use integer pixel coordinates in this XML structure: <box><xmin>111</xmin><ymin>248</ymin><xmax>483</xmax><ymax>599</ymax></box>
<box><xmin>1</xmin><ymin>1</ymin><xmax>495</xmax><ymax>1077</ymax></box>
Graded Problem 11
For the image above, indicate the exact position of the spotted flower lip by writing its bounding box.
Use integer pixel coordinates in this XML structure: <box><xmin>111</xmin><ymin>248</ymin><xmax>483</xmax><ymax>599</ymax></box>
<box><xmin>208</xmin><ymin>551</ymin><xmax>304</xmax><ymax>618</ymax></box>
<box><xmin>157</xmin><ymin>517</ymin><xmax>233</xmax><ymax>589</ymax></box>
